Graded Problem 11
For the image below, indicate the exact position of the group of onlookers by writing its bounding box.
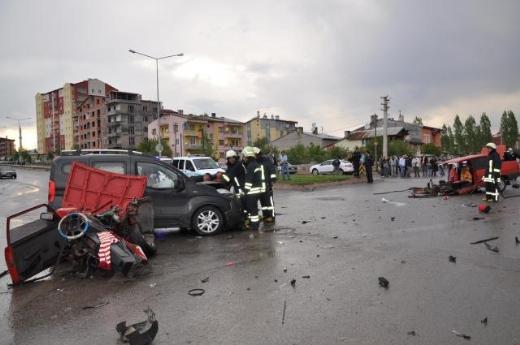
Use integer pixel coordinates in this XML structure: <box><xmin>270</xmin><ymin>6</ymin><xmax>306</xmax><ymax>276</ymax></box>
<box><xmin>379</xmin><ymin>155</ymin><xmax>444</xmax><ymax>178</ymax></box>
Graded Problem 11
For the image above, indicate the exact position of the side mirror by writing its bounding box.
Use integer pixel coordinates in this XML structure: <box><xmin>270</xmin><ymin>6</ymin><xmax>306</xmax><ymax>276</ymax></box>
<box><xmin>40</xmin><ymin>212</ymin><xmax>55</xmax><ymax>221</ymax></box>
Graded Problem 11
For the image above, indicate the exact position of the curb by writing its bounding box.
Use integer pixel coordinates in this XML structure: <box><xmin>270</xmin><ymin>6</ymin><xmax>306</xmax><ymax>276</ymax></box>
<box><xmin>274</xmin><ymin>177</ymin><xmax>372</xmax><ymax>191</ymax></box>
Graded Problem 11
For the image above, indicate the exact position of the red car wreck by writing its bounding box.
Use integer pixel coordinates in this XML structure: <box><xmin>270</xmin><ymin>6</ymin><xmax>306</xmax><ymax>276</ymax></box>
<box><xmin>4</xmin><ymin>162</ymin><xmax>156</xmax><ymax>285</ymax></box>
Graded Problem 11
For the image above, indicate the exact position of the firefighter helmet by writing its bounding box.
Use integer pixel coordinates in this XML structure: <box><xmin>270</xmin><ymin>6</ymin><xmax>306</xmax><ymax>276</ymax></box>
<box><xmin>486</xmin><ymin>142</ymin><xmax>497</xmax><ymax>150</ymax></box>
<box><xmin>242</xmin><ymin>146</ymin><xmax>256</xmax><ymax>158</ymax></box>
<box><xmin>225</xmin><ymin>150</ymin><xmax>237</xmax><ymax>159</ymax></box>
<box><xmin>253</xmin><ymin>147</ymin><xmax>261</xmax><ymax>155</ymax></box>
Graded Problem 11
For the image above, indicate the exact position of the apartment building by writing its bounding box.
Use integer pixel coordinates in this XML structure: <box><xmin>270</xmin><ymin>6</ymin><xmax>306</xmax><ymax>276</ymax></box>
<box><xmin>0</xmin><ymin>137</ymin><xmax>15</xmax><ymax>158</ymax></box>
<box><xmin>245</xmin><ymin>111</ymin><xmax>298</xmax><ymax>145</ymax></box>
<box><xmin>107</xmin><ymin>91</ymin><xmax>159</xmax><ymax>149</ymax></box>
<box><xmin>35</xmin><ymin>78</ymin><xmax>116</xmax><ymax>153</ymax></box>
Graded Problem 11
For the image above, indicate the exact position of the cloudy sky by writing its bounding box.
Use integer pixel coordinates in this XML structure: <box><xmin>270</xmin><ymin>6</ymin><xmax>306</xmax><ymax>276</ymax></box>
<box><xmin>1</xmin><ymin>0</ymin><xmax>519</xmax><ymax>149</ymax></box>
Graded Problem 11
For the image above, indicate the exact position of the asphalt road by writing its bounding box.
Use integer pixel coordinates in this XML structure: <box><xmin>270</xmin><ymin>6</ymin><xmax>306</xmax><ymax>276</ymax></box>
<box><xmin>2</xmin><ymin>168</ymin><xmax>520</xmax><ymax>345</ymax></box>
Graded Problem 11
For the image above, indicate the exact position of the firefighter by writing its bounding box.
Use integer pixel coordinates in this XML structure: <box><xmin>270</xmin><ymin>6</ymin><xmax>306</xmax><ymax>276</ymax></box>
<box><xmin>483</xmin><ymin>142</ymin><xmax>502</xmax><ymax>202</ymax></box>
<box><xmin>254</xmin><ymin>147</ymin><xmax>277</xmax><ymax>223</ymax></box>
<box><xmin>242</xmin><ymin>146</ymin><xmax>262</xmax><ymax>230</ymax></box>
<box><xmin>222</xmin><ymin>150</ymin><xmax>245</xmax><ymax>198</ymax></box>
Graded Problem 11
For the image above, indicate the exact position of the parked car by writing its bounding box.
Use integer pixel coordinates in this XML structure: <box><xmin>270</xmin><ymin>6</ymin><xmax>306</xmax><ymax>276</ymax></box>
<box><xmin>277</xmin><ymin>162</ymin><xmax>298</xmax><ymax>174</ymax></box>
<box><xmin>172</xmin><ymin>156</ymin><xmax>224</xmax><ymax>181</ymax></box>
<box><xmin>310</xmin><ymin>160</ymin><xmax>354</xmax><ymax>175</ymax></box>
<box><xmin>0</xmin><ymin>166</ymin><xmax>16</xmax><ymax>179</ymax></box>
<box><xmin>49</xmin><ymin>150</ymin><xmax>242</xmax><ymax>235</ymax></box>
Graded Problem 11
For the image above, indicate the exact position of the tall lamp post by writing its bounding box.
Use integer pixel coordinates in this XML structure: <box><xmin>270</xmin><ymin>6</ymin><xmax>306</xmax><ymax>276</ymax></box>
<box><xmin>128</xmin><ymin>49</ymin><xmax>183</xmax><ymax>158</ymax></box>
<box><xmin>2</xmin><ymin>116</ymin><xmax>32</xmax><ymax>150</ymax></box>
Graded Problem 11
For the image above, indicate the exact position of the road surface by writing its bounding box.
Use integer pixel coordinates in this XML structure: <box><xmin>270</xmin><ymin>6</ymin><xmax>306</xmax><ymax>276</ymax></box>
<box><xmin>1</xmin><ymin>168</ymin><xmax>520</xmax><ymax>345</ymax></box>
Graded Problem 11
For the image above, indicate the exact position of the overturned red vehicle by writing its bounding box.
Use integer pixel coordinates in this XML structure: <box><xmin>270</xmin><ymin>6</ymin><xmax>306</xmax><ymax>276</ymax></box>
<box><xmin>5</xmin><ymin>162</ymin><xmax>155</xmax><ymax>285</ymax></box>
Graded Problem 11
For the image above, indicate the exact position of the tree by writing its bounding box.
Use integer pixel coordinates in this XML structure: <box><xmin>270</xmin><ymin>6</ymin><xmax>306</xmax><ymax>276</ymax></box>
<box><xmin>202</xmin><ymin>133</ymin><xmax>214</xmax><ymax>158</ymax></box>
<box><xmin>137</xmin><ymin>138</ymin><xmax>173</xmax><ymax>157</ymax></box>
<box><xmin>453</xmin><ymin>115</ymin><xmax>464</xmax><ymax>154</ymax></box>
<box><xmin>412</xmin><ymin>116</ymin><xmax>423</xmax><ymax>125</ymax></box>
<box><xmin>388</xmin><ymin>140</ymin><xmax>413</xmax><ymax>156</ymax></box>
<box><xmin>286</xmin><ymin>144</ymin><xmax>308</xmax><ymax>164</ymax></box>
<box><xmin>253</xmin><ymin>137</ymin><xmax>270</xmax><ymax>154</ymax></box>
<box><xmin>479</xmin><ymin>112</ymin><xmax>493</xmax><ymax>146</ymax></box>
<box><xmin>441</xmin><ymin>124</ymin><xmax>452</xmax><ymax>153</ymax></box>
<box><xmin>501</xmin><ymin>110</ymin><xmax>519</xmax><ymax>149</ymax></box>
<box><xmin>463</xmin><ymin>115</ymin><xmax>478</xmax><ymax>153</ymax></box>
<box><xmin>422</xmin><ymin>143</ymin><xmax>441</xmax><ymax>156</ymax></box>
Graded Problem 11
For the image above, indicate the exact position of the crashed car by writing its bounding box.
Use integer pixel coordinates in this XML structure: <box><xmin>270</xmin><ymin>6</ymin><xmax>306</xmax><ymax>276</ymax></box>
<box><xmin>4</xmin><ymin>162</ymin><xmax>155</xmax><ymax>285</ymax></box>
<box><xmin>410</xmin><ymin>145</ymin><xmax>519</xmax><ymax>197</ymax></box>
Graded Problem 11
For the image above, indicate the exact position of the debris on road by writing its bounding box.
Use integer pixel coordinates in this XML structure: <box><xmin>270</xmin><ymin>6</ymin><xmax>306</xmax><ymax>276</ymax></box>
<box><xmin>116</xmin><ymin>307</ymin><xmax>158</xmax><ymax>345</ymax></box>
<box><xmin>381</xmin><ymin>198</ymin><xmax>406</xmax><ymax>206</ymax></box>
<box><xmin>451</xmin><ymin>329</ymin><xmax>471</xmax><ymax>340</ymax></box>
<box><xmin>282</xmin><ymin>300</ymin><xmax>287</xmax><ymax>325</ymax></box>
<box><xmin>0</xmin><ymin>270</ymin><xmax>7</xmax><ymax>279</ymax></box>
<box><xmin>407</xmin><ymin>331</ymin><xmax>416</xmax><ymax>336</ymax></box>
<box><xmin>472</xmin><ymin>216</ymin><xmax>485</xmax><ymax>221</ymax></box>
<box><xmin>484</xmin><ymin>242</ymin><xmax>500</xmax><ymax>253</ymax></box>
<box><xmin>188</xmin><ymin>288</ymin><xmax>205</xmax><ymax>297</ymax></box>
<box><xmin>390</xmin><ymin>217</ymin><xmax>395</xmax><ymax>222</ymax></box>
<box><xmin>290</xmin><ymin>279</ymin><xmax>296</xmax><ymax>288</ymax></box>
<box><xmin>82</xmin><ymin>301</ymin><xmax>110</xmax><ymax>310</ymax></box>
<box><xmin>302</xmin><ymin>275</ymin><xmax>311</xmax><ymax>279</ymax></box>
<box><xmin>515</xmin><ymin>236</ymin><xmax>520</xmax><ymax>245</ymax></box>
<box><xmin>470</xmin><ymin>236</ymin><xmax>499</xmax><ymax>245</ymax></box>
<box><xmin>301</xmin><ymin>220</ymin><xmax>310</xmax><ymax>224</ymax></box>
<box><xmin>481</xmin><ymin>317</ymin><xmax>488</xmax><ymax>325</ymax></box>
<box><xmin>449</xmin><ymin>255</ymin><xmax>457</xmax><ymax>263</ymax></box>
<box><xmin>283</xmin><ymin>267</ymin><xmax>287</xmax><ymax>273</ymax></box>
<box><xmin>462</xmin><ymin>203</ymin><xmax>477</xmax><ymax>208</ymax></box>
<box><xmin>479</xmin><ymin>204</ymin><xmax>491</xmax><ymax>213</ymax></box>
<box><xmin>378</xmin><ymin>277</ymin><xmax>389</xmax><ymax>289</ymax></box>
<box><xmin>201</xmin><ymin>277</ymin><xmax>209</xmax><ymax>283</ymax></box>
<box><xmin>226</xmin><ymin>261</ymin><xmax>236</xmax><ymax>267</ymax></box>
<box><xmin>149</xmin><ymin>283</ymin><xmax>157</xmax><ymax>288</ymax></box>
<box><xmin>332</xmin><ymin>236</ymin><xmax>338</xmax><ymax>239</ymax></box>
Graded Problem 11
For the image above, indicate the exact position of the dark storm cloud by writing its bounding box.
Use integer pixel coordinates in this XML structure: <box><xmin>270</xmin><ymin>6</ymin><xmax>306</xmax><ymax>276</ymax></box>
<box><xmin>0</xmin><ymin>0</ymin><xmax>519</xmax><ymax>148</ymax></box>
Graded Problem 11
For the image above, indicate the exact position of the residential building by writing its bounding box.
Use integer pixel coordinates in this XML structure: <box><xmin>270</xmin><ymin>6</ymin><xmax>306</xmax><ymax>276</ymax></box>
<box><xmin>35</xmin><ymin>78</ymin><xmax>116</xmax><ymax>153</ymax></box>
<box><xmin>492</xmin><ymin>132</ymin><xmax>520</xmax><ymax>150</ymax></box>
<box><xmin>106</xmin><ymin>91</ymin><xmax>159</xmax><ymax>149</ymax></box>
<box><xmin>246</xmin><ymin>111</ymin><xmax>298</xmax><ymax>145</ymax></box>
<box><xmin>271</xmin><ymin>127</ymin><xmax>341</xmax><ymax>151</ymax></box>
<box><xmin>148</xmin><ymin>111</ymin><xmax>247</xmax><ymax>160</ymax></box>
<box><xmin>336</xmin><ymin>113</ymin><xmax>441</xmax><ymax>154</ymax></box>
<box><xmin>0</xmin><ymin>137</ymin><xmax>15</xmax><ymax>158</ymax></box>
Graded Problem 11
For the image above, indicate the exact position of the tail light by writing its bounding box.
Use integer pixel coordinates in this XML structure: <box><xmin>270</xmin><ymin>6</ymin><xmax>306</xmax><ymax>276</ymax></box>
<box><xmin>48</xmin><ymin>180</ymin><xmax>56</xmax><ymax>203</ymax></box>
<box><xmin>4</xmin><ymin>246</ymin><xmax>20</xmax><ymax>285</ymax></box>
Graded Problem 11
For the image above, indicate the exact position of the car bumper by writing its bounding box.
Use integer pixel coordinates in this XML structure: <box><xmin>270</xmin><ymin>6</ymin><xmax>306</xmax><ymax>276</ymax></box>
<box><xmin>223</xmin><ymin>196</ymin><xmax>244</xmax><ymax>229</ymax></box>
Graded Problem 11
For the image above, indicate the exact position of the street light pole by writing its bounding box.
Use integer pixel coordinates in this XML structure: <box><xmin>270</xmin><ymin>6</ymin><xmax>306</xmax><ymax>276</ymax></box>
<box><xmin>129</xmin><ymin>49</ymin><xmax>183</xmax><ymax>158</ymax></box>
<box><xmin>3</xmin><ymin>116</ymin><xmax>31</xmax><ymax>150</ymax></box>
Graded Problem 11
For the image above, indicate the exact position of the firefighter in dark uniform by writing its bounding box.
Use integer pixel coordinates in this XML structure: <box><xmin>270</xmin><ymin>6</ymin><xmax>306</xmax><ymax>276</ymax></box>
<box><xmin>483</xmin><ymin>142</ymin><xmax>502</xmax><ymax>202</ymax></box>
<box><xmin>254</xmin><ymin>147</ymin><xmax>277</xmax><ymax>223</ymax></box>
<box><xmin>222</xmin><ymin>150</ymin><xmax>245</xmax><ymax>198</ymax></box>
<box><xmin>242</xmin><ymin>146</ymin><xmax>262</xmax><ymax>230</ymax></box>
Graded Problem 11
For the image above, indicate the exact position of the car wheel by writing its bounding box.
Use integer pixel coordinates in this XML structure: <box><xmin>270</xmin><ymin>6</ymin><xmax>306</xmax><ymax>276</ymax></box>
<box><xmin>312</xmin><ymin>169</ymin><xmax>319</xmax><ymax>176</ymax></box>
<box><xmin>192</xmin><ymin>206</ymin><xmax>224</xmax><ymax>236</ymax></box>
<box><xmin>338</xmin><ymin>169</ymin><xmax>344</xmax><ymax>175</ymax></box>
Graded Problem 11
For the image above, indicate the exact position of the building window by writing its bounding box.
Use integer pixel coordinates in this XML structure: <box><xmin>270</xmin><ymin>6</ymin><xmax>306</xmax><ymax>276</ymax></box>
<box><xmin>129</xmin><ymin>136</ymin><xmax>135</xmax><ymax>146</ymax></box>
<box><xmin>129</xmin><ymin>126</ymin><xmax>134</xmax><ymax>135</ymax></box>
<box><xmin>152</xmin><ymin>129</ymin><xmax>156</xmax><ymax>135</ymax></box>
<box><xmin>129</xmin><ymin>105</ymin><xmax>134</xmax><ymax>113</ymax></box>
<box><xmin>97</xmin><ymin>109</ymin><xmax>100</xmax><ymax>116</ymax></box>
<box><xmin>92</xmin><ymin>132</ymin><xmax>96</xmax><ymax>137</ymax></box>
<box><xmin>219</xmin><ymin>140</ymin><xmax>224</xmax><ymax>145</ymax></box>
<box><xmin>128</xmin><ymin>115</ymin><xmax>134</xmax><ymax>123</ymax></box>
<box><xmin>96</xmin><ymin>99</ymin><xmax>100</xmax><ymax>105</ymax></box>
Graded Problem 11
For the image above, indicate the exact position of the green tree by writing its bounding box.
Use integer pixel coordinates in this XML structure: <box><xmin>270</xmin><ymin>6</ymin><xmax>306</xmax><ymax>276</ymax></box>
<box><xmin>253</xmin><ymin>137</ymin><xmax>270</xmax><ymax>154</ymax></box>
<box><xmin>441</xmin><ymin>124</ymin><xmax>451</xmax><ymax>153</ymax></box>
<box><xmin>453</xmin><ymin>115</ymin><xmax>464</xmax><ymax>154</ymax></box>
<box><xmin>412</xmin><ymin>116</ymin><xmax>423</xmax><ymax>125</ymax></box>
<box><xmin>422</xmin><ymin>143</ymin><xmax>441</xmax><ymax>156</ymax></box>
<box><xmin>202</xmin><ymin>133</ymin><xmax>214</xmax><ymax>158</ymax></box>
<box><xmin>137</xmin><ymin>138</ymin><xmax>173</xmax><ymax>157</ymax></box>
<box><xmin>388</xmin><ymin>140</ymin><xmax>413</xmax><ymax>156</ymax></box>
<box><xmin>463</xmin><ymin>115</ymin><xmax>478</xmax><ymax>153</ymax></box>
<box><xmin>479</xmin><ymin>112</ymin><xmax>493</xmax><ymax>147</ymax></box>
<box><xmin>286</xmin><ymin>144</ymin><xmax>308</xmax><ymax>164</ymax></box>
<box><xmin>501</xmin><ymin>110</ymin><xmax>519</xmax><ymax>149</ymax></box>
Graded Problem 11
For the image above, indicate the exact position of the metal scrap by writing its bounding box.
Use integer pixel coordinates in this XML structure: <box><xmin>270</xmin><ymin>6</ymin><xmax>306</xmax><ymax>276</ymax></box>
<box><xmin>116</xmin><ymin>307</ymin><xmax>158</xmax><ymax>345</ymax></box>
<box><xmin>449</xmin><ymin>256</ymin><xmax>457</xmax><ymax>263</ymax></box>
<box><xmin>188</xmin><ymin>288</ymin><xmax>205</xmax><ymax>296</ymax></box>
<box><xmin>281</xmin><ymin>300</ymin><xmax>287</xmax><ymax>325</ymax></box>
<box><xmin>378</xmin><ymin>277</ymin><xmax>389</xmax><ymax>289</ymax></box>
<box><xmin>470</xmin><ymin>236</ymin><xmax>499</xmax><ymax>245</ymax></box>
<box><xmin>451</xmin><ymin>329</ymin><xmax>471</xmax><ymax>340</ymax></box>
<box><xmin>484</xmin><ymin>242</ymin><xmax>499</xmax><ymax>253</ymax></box>
<box><xmin>83</xmin><ymin>301</ymin><xmax>110</xmax><ymax>310</ymax></box>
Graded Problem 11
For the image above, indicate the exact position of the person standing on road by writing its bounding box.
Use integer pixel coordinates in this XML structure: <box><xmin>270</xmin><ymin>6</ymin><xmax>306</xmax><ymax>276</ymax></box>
<box><xmin>255</xmin><ymin>147</ymin><xmax>277</xmax><ymax>223</ymax></box>
<box><xmin>352</xmin><ymin>148</ymin><xmax>361</xmax><ymax>177</ymax></box>
<box><xmin>389</xmin><ymin>156</ymin><xmax>397</xmax><ymax>177</ymax></box>
<box><xmin>422</xmin><ymin>156</ymin><xmax>428</xmax><ymax>177</ymax></box>
<box><xmin>483</xmin><ymin>142</ymin><xmax>502</xmax><ymax>202</ymax></box>
<box><xmin>365</xmin><ymin>153</ymin><xmax>374</xmax><ymax>183</ymax></box>
<box><xmin>222</xmin><ymin>150</ymin><xmax>246</xmax><ymax>199</ymax></box>
<box><xmin>332</xmin><ymin>157</ymin><xmax>341</xmax><ymax>175</ymax></box>
<box><xmin>398</xmin><ymin>156</ymin><xmax>406</xmax><ymax>177</ymax></box>
<box><xmin>412</xmin><ymin>156</ymin><xmax>420</xmax><ymax>177</ymax></box>
<box><xmin>242</xmin><ymin>147</ymin><xmax>262</xmax><ymax>230</ymax></box>
<box><xmin>279</xmin><ymin>151</ymin><xmax>290</xmax><ymax>180</ymax></box>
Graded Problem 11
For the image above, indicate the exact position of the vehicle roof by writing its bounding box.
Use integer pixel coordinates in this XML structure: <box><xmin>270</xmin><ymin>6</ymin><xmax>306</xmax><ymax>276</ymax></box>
<box><xmin>173</xmin><ymin>156</ymin><xmax>214</xmax><ymax>160</ymax></box>
<box><xmin>444</xmin><ymin>154</ymin><xmax>487</xmax><ymax>164</ymax></box>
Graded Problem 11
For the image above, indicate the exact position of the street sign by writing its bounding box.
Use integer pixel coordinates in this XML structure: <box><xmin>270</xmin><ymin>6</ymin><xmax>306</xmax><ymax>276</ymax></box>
<box><xmin>155</xmin><ymin>143</ymin><xmax>163</xmax><ymax>153</ymax></box>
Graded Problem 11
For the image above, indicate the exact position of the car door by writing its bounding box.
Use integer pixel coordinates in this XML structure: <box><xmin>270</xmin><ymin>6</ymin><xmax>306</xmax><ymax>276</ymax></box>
<box><xmin>135</xmin><ymin>160</ymin><xmax>190</xmax><ymax>228</ymax></box>
<box><xmin>320</xmin><ymin>160</ymin><xmax>333</xmax><ymax>173</ymax></box>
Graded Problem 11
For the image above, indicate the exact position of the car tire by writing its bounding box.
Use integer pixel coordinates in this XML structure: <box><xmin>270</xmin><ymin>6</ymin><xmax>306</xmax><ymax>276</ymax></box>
<box><xmin>192</xmin><ymin>206</ymin><xmax>224</xmax><ymax>236</ymax></box>
<box><xmin>312</xmin><ymin>169</ymin><xmax>319</xmax><ymax>176</ymax></box>
<box><xmin>338</xmin><ymin>169</ymin><xmax>344</xmax><ymax>175</ymax></box>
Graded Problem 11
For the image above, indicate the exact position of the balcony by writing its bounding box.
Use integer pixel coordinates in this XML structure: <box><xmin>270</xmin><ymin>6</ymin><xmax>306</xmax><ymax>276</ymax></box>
<box><xmin>225</xmin><ymin>131</ymin><xmax>243</xmax><ymax>138</ymax></box>
<box><xmin>185</xmin><ymin>143</ymin><xmax>203</xmax><ymax>149</ymax></box>
<box><xmin>183</xmin><ymin>129</ymin><xmax>201</xmax><ymax>137</ymax></box>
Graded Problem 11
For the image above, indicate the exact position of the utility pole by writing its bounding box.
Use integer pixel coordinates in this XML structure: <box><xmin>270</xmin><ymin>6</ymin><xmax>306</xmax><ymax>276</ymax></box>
<box><xmin>381</xmin><ymin>96</ymin><xmax>390</xmax><ymax>158</ymax></box>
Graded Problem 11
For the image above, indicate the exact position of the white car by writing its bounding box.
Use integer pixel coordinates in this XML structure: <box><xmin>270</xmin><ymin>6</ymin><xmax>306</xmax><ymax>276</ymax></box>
<box><xmin>309</xmin><ymin>159</ymin><xmax>354</xmax><ymax>175</ymax></box>
<box><xmin>172</xmin><ymin>156</ymin><xmax>224</xmax><ymax>179</ymax></box>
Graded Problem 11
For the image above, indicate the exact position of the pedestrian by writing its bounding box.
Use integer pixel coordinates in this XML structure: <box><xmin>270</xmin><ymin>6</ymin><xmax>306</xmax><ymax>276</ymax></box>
<box><xmin>431</xmin><ymin>158</ymin><xmax>437</xmax><ymax>177</ymax></box>
<box><xmin>483</xmin><ymin>142</ymin><xmax>501</xmax><ymax>202</ymax></box>
<box><xmin>381</xmin><ymin>157</ymin><xmax>389</xmax><ymax>177</ymax></box>
<box><xmin>332</xmin><ymin>157</ymin><xmax>341</xmax><ymax>175</ymax></box>
<box><xmin>242</xmin><ymin>147</ymin><xmax>262</xmax><ymax>230</ymax></box>
<box><xmin>394</xmin><ymin>156</ymin><xmax>400</xmax><ymax>176</ymax></box>
<box><xmin>422</xmin><ymin>156</ymin><xmax>428</xmax><ymax>177</ymax></box>
<box><xmin>412</xmin><ymin>156</ymin><xmax>420</xmax><ymax>177</ymax></box>
<box><xmin>352</xmin><ymin>148</ymin><xmax>361</xmax><ymax>177</ymax></box>
<box><xmin>389</xmin><ymin>156</ymin><xmax>397</xmax><ymax>177</ymax></box>
<box><xmin>406</xmin><ymin>155</ymin><xmax>412</xmax><ymax>178</ymax></box>
<box><xmin>398</xmin><ymin>155</ymin><xmax>406</xmax><ymax>177</ymax></box>
<box><xmin>279</xmin><ymin>151</ymin><xmax>290</xmax><ymax>180</ymax></box>
<box><xmin>365</xmin><ymin>152</ymin><xmax>374</xmax><ymax>183</ymax></box>
<box><xmin>255</xmin><ymin>147</ymin><xmax>277</xmax><ymax>223</ymax></box>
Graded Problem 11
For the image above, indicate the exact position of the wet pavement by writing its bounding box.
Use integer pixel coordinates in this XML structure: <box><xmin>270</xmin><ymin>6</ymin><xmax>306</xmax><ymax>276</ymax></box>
<box><xmin>2</xmin><ymin>168</ymin><xmax>520</xmax><ymax>344</ymax></box>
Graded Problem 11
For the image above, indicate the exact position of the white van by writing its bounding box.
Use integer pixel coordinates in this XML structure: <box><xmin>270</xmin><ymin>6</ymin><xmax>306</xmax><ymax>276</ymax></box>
<box><xmin>172</xmin><ymin>156</ymin><xmax>224</xmax><ymax>179</ymax></box>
